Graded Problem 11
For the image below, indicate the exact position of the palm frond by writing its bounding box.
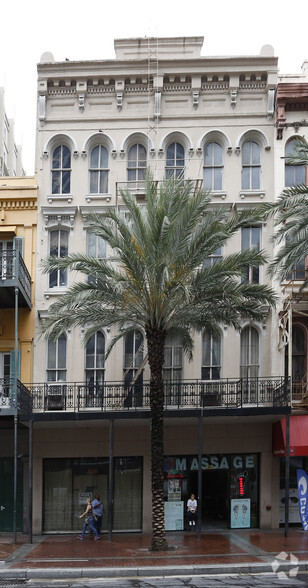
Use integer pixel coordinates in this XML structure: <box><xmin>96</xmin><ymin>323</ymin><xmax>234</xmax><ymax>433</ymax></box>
<box><xmin>41</xmin><ymin>176</ymin><xmax>276</xmax><ymax>352</ymax></box>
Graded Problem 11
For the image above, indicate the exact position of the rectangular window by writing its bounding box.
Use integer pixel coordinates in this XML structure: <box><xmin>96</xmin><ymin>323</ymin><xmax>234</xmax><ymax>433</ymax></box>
<box><xmin>202</xmin><ymin>333</ymin><xmax>221</xmax><ymax>380</ymax></box>
<box><xmin>87</xmin><ymin>232</ymin><xmax>106</xmax><ymax>259</ymax></box>
<box><xmin>87</xmin><ymin>232</ymin><xmax>106</xmax><ymax>283</ymax></box>
<box><xmin>203</xmin><ymin>247</ymin><xmax>222</xmax><ymax>268</ymax></box>
<box><xmin>241</xmin><ymin>227</ymin><xmax>260</xmax><ymax>283</ymax></box>
<box><xmin>47</xmin><ymin>335</ymin><xmax>67</xmax><ymax>382</ymax></box>
<box><xmin>49</xmin><ymin>230</ymin><xmax>68</xmax><ymax>288</ymax></box>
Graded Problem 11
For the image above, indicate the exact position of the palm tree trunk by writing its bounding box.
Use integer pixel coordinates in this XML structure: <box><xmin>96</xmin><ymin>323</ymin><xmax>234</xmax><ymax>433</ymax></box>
<box><xmin>146</xmin><ymin>326</ymin><xmax>168</xmax><ymax>551</ymax></box>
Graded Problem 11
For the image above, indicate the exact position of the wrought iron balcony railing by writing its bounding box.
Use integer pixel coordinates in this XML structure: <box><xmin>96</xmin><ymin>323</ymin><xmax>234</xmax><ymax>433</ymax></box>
<box><xmin>0</xmin><ymin>378</ymin><xmax>32</xmax><ymax>415</ymax></box>
<box><xmin>27</xmin><ymin>377</ymin><xmax>290</xmax><ymax>414</ymax></box>
<box><xmin>0</xmin><ymin>250</ymin><xmax>32</xmax><ymax>308</ymax></box>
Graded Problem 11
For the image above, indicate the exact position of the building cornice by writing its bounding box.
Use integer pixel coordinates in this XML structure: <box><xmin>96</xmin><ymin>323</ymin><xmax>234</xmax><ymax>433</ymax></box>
<box><xmin>0</xmin><ymin>196</ymin><xmax>37</xmax><ymax>210</ymax></box>
<box><xmin>276</xmin><ymin>83</ymin><xmax>308</xmax><ymax>139</ymax></box>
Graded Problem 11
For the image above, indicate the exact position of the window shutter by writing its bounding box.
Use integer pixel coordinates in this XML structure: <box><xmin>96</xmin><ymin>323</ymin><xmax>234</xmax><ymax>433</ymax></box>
<box><xmin>10</xmin><ymin>350</ymin><xmax>21</xmax><ymax>380</ymax></box>
<box><xmin>13</xmin><ymin>237</ymin><xmax>24</xmax><ymax>257</ymax></box>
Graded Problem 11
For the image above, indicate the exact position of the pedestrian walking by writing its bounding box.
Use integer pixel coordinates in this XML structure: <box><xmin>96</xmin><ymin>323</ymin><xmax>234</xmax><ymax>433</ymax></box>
<box><xmin>77</xmin><ymin>497</ymin><xmax>100</xmax><ymax>540</ymax></box>
<box><xmin>92</xmin><ymin>493</ymin><xmax>103</xmax><ymax>535</ymax></box>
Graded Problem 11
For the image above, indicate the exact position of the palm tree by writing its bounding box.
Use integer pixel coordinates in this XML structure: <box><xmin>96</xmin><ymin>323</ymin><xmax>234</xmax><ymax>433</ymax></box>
<box><xmin>41</xmin><ymin>176</ymin><xmax>276</xmax><ymax>551</ymax></box>
<box><xmin>266</xmin><ymin>137</ymin><xmax>308</xmax><ymax>286</ymax></box>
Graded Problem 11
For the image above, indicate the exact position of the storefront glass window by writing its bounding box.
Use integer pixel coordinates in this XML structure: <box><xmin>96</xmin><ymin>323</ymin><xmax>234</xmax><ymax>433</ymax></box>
<box><xmin>43</xmin><ymin>456</ymin><xmax>142</xmax><ymax>533</ymax></box>
<box><xmin>114</xmin><ymin>457</ymin><xmax>143</xmax><ymax>530</ymax></box>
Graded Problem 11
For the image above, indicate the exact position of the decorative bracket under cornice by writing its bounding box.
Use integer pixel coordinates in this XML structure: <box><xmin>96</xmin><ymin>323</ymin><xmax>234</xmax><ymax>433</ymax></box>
<box><xmin>230</xmin><ymin>89</ymin><xmax>237</xmax><ymax>108</ymax></box>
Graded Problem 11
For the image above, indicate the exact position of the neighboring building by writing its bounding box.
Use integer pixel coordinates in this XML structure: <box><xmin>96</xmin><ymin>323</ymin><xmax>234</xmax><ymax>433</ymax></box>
<box><xmin>272</xmin><ymin>62</ymin><xmax>308</xmax><ymax>526</ymax></box>
<box><xmin>0</xmin><ymin>88</ymin><xmax>25</xmax><ymax>177</ymax></box>
<box><xmin>30</xmin><ymin>38</ymin><xmax>289</xmax><ymax>535</ymax></box>
<box><xmin>0</xmin><ymin>175</ymin><xmax>37</xmax><ymax>532</ymax></box>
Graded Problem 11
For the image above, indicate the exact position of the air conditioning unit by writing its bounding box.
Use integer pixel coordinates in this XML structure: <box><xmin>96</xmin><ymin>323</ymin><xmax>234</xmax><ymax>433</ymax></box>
<box><xmin>46</xmin><ymin>383</ymin><xmax>66</xmax><ymax>410</ymax></box>
<box><xmin>199</xmin><ymin>380</ymin><xmax>222</xmax><ymax>407</ymax></box>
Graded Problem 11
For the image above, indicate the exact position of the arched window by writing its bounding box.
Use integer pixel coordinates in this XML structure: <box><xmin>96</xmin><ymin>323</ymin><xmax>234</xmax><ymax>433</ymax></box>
<box><xmin>89</xmin><ymin>145</ymin><xmax>109</xmax><ymax>193</ymax></box>
<box><xmin>241</xmin><ymin>140</ymin><xmax>261</xmax><ymax>190</ymax></box>
<box><xmin>49</xmin><ymin>229</ymin><xmax>68</xmax><ymax>288</ymax></box>
<box><xmin>163</xmin><ymin>333</ymin><xmax>183</xmax><ymax>382</ymax></box>
<box><xmin>202</xmin><ymin>332</ymin><xmax>221</xmax><ymax>380</ymax></box>
<box><xmin>165</xmin><ymin>142</ymin><xmax>185</xmax><ymax>179</ymax></box>
<box><xmin>85</xmin><ymin>331</ymin><xmax>105</xmax><ymax>386</ymax></box>
<box><xmin>203</xmin><ymin>142</ymin><xmax>223</xmax><ymax>190</ymax></box>
<box><xmin>127</xmin><ymin>144</ymin><xmax>147</xmax><ymax>182</ymax></box>
<box><xmin>51</xmin><ymin>145</ymin><xmax>71</xmax><ymax>194</ymax></box>
<box><xmin>240</xmin><ymin>326</ymin><xmax>259</xmax><ymax>379</ymax></box>
<box><xmin>47</xmin><ymin>334</ymin><xmax>67</xmax><ymax>382</ymax></box>
<box><xmin>285</xmin><ymin>139</ymin><xmax>306</xmax><ymax>187</ymax></box>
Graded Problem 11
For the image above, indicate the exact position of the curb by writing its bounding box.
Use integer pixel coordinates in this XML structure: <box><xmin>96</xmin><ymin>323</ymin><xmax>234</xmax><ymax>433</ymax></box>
<box><xmin>0</xmin><ymin>561</ymin><xmax>308</xmax><ymax>579</ymax></box>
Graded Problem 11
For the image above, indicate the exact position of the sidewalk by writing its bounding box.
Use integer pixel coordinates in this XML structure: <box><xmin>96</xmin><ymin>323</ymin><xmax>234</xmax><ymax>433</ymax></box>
<box><xmin>0</xmin><ymin>529</ymin><xmax>308</xmax><ymax>580</ymax></box>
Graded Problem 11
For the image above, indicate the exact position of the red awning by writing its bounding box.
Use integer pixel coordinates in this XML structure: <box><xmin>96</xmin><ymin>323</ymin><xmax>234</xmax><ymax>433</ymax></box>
<box><xmin>273</xmin><ymin>416</ymin><xmax>308</xmax><ymax>457</ymax></box>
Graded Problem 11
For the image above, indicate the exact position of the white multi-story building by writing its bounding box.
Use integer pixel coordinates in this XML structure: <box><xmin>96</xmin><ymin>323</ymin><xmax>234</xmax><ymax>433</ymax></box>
<box><xmin>0</xmin><ymin>88</ymin><xmax>25</xmax><ymax>177</ymax></box>
<box><xmin>26</xmin><ymin>37</ymin><xmax>295</xmax><ymax>535</ymax></box>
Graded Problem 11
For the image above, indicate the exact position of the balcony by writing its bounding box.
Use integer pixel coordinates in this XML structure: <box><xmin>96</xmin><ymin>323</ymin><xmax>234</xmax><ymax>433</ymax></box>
<box><xmin>0</xmin><ymin>251</ymin><xmax>32</xmax><ymax>308</ymax></box>
<box><xmin>0</xmin><ymin>378</ymin><xmax>32</xmax><ymax>416</ymax></box>
<box><xmin>27</xmin><ymin>377</ymin><xmax>290</xmax><ymax>419</ymax></box>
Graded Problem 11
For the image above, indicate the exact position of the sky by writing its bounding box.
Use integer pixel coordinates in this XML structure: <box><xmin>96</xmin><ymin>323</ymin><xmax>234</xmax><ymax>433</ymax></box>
<box><xmin>1</xmin><ymin>0</ymin><xmax>308</xmax><ymax>175</ymax></box>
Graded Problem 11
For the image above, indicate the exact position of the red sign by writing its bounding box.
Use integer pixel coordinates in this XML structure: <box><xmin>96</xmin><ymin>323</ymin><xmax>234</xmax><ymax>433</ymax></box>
<box><xmin>237</xmin><ymin>471</ymin><xmax>248</xmax><ymax>496</ymax></box>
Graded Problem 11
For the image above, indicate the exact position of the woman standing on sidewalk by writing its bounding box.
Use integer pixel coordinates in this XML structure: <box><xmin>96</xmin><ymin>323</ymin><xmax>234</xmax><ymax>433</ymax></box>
<box><xmin>78</xmin><ymin>498</ymin><xmax>100</xmax><ymax>541</ymax></box>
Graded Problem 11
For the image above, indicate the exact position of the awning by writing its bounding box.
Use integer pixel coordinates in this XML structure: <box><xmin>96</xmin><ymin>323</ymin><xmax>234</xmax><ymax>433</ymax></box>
<box><xmin>273</xmin><ymin>415</ymin><xmax>308</xmax><ymax>456</ymax></box>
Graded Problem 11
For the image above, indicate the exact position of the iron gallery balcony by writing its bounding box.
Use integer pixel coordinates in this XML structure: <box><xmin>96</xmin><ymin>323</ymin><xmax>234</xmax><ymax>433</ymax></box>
<box><xmin>0</xmin><ymin>378</ymin><xmax>32</xmax><ymax>416</ymax></box>
<box><xmin>27</xmin><ymin>377</ymin><xmax>291</xmax><ymax>418</ymax></box>
<box><xmin>0</xmin><ymin>250</ymin><xmax>32</xmax><ymax>308</ymax></box>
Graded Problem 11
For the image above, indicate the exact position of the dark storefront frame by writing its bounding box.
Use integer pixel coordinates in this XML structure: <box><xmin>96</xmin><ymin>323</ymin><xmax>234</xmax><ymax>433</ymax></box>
<box><xmin>164</xmin><ymin>453</ymin><xmax>260</xmax><ymax>529</ymax></box>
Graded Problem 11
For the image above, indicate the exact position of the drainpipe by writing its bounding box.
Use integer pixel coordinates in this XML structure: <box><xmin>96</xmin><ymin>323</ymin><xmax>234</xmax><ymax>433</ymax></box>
<box><xmin>29</xmin><ymin>419</ymin><xmax>33</xmax><ymax>544</ymax></box>
<box><xmin>13</xmin><ymin>285</ymin><xmax>19</xmax><ymax>544</ymax></box>
<box><xmin>285</xmin><ymin>305</ymin><xmax>292</xmax><ymax>538</ymax></box>
<box><xmin>285</xmin><ymin>414</ymin><xmax>290</xmax><ymax>538</ymax></box>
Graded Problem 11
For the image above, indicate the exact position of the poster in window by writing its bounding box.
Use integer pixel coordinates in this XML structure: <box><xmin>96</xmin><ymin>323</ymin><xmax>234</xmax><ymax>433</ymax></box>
<box><xmin>164</xmin><ymin>501</ymin><xmax>184</xmax><ymax>530</ymax></box>
<box><xmin>168</xmin><ymin>479</ymin><xmax>181</xmax><ymax>501</ymax></box>
<box><xmin>231</xmin><ymin>498</ymin><xmax>250</xmax><ymax>528</ymax></box>
<box><xmin>78</xmin><ymin>492</ymin><xmax>92</xmax><ymax>505</ymax></box>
